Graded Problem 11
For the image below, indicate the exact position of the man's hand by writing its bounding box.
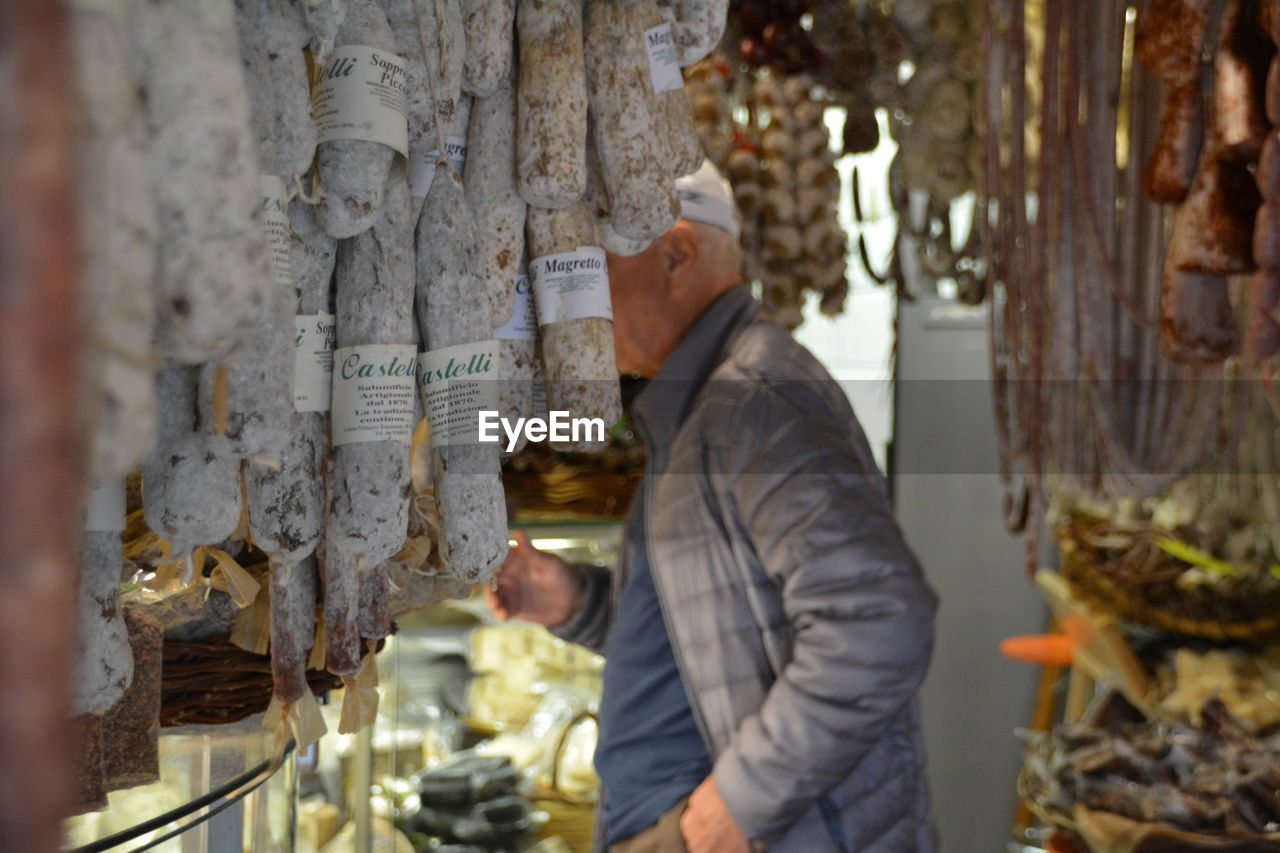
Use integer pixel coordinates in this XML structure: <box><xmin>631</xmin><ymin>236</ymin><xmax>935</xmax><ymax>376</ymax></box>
<box><xmin>680</xmin><ymin>775</ymin><xmax>758</xmax><ymax>853</ymax></box>
<box><xmin>484</xmin><ymin>530</ymin><xmax>582</xmax><ymax>627</ymax></box>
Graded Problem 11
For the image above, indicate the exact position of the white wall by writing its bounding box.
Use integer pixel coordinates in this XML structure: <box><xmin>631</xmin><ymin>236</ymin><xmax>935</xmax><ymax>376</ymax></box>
<box><xmin>894</xmin><ymin>298</ymin><xmax>1046</xmax><ymax>853</ymax></box>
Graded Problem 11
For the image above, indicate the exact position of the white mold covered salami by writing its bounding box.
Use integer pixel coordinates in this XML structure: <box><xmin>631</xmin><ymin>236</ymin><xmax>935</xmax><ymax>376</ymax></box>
<box><xmin>588</xmin><ymin>140</ymin><xmax>652</xmax><ymax>257</ymax></box>
<box><xmin>462</xmin><ymin>0</ymin><xmax>515</xmax><ymax>97</ymax></box>
<box><xmin>516</xmin><ymin>0</ymin><xmax>589</xmax><ymax>208</ymax></box>
<box><xmin>74</xmin><ymin>483</ymin><xmax>134</xmax><ymax>717</ymax></box>
<box><xmin>670</xmin><ymin>0</ymin><xmax>728</xmax><ymax>67</ymax></box>
<box><xmin>71</xmin><ymin>0</ymin><xmax>160</xmax><ymax>482</ymax></box>
<box><xmin>467</xmin><ymin>77</ymin><xmax>528</xmax><ymax>340</ymax></box>
<box><xmin>655</xmin><ymin>2</ymin><xmax>706</xmax><ymax>178</ymax></box>
<box><xmin>262</xmin><ymin>0</ymin><xmax>318</xmax><ymax>179</ymax></box>
<box><xmin>203</xmin><ymin>10</ymin><xmax>299</xmax><ymax>461</ymax></box>
<box><xmin>584</xmin><ymin>0</ymin><xmax>681</xmax><ymax>242</ymax></box>
<box><xmin>301</xmin><ymin>0</ymin><xmax>349</xmax><ymax>63</ymax></box>
<box><xmin>74</xmin><ymin>535</ymin><xmax>133</xmax><ymax>715</ymax></box>
<box><xmin>128</xmin><ymin>0</ymin><xmax>270</xmax><ymax>365</ymax></box>
<box><xmin>383</xmin><ymin>0</ymin><xmax>435</xmax><ymax>215</ymax></box>
<box><xmin>416</xmin><ymin>169</ymin><xmax>509</xmax><ymax>581</ymax></box>
<box><xmin>526</xmin><ymin>201</ymin><xmax>622</xmax><ymax>448</ymax></box>
<box><xmin>315</xmin><ymin>0</ymin><xmax>404</xmax><ymax>238</ymax></box>
<box><xmin>142</xmin><ymin>363</ymin><xmax>243</xmax><ymax>556</ymax></box>
<box><xmin>246</xmin><ymin>199</ymin><xmax>334</xmax><ymax>564</ymax></box>
<box><xmin>328</xmin><ymin>181</ymin><xmax>415</xmax><ymax>568</ymax></box>
<box><xmin>429</xmin><ymin>0</ymin><xmax>467</xmax><ymax>135</ymax></box>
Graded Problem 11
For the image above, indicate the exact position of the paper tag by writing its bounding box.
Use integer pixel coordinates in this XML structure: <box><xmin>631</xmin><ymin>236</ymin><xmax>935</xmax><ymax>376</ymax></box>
<box><xmin>313</xmin><ymin>46</ymin><xmax>409</xmax><ymax>158</ymax></box>
<box><xmin>644</xmin><ymin>24</ymin><xmax>684</xmax><ymax>94</ymax></box>
<box><xmin>259</xmin><ymin>175</ymin><xmax>295</xmax><ymax>289</ymax></box>
<box><xmin>416</xmin><ymin>340</ymin><xmax>499</xmax><ymax>446</ymax></box>
<box><xmin>85</xmin><ymin>479</ymin><xmax>125</xmax><ymax>532</ymax></box>
<box><xmin>530</xmin><ymin>247</ymin><xmax>612</xmax><ymax>325</ymax></box>
<box><xmin>494</xmin><ymin>274</ymin><xmax>537</xmax><ymax>340</ymax></box>
<box><xmin>295</xmin><ymin>312</ymin><xmax>336</xmax><ymax>412</ymax></box>
<box><xmin>331</xmin><ymin>344</ymin><xmax>418</xmax><ymax>445</ymax></box>
<box><xmin>409</xmin><ymin>136</ymin><xmax>468</xmax><ymax>199</ymax></box>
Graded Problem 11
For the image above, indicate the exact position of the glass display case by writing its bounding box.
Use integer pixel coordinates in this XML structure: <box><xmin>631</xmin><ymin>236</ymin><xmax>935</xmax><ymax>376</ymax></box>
<box><xmin>63</xmin><ymin>716</ymin><xmax>298</xmax><ymax>853</ymax></box>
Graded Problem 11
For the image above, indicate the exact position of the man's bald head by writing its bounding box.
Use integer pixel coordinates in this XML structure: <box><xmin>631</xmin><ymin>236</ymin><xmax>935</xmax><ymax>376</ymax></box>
<box><xmin>605</xmin><ymin>219</ymin><xmax>743</xmax><ymax>378</ymax></box>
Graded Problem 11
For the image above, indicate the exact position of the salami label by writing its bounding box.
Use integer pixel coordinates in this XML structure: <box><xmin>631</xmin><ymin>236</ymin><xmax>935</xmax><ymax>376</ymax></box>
<box><xmin>331</xmin><ymin>344</ymin><xmax>417</xmax><ymax>445</ymax></box>
<box><xmin>531</xmin><ymin>360</ymin><xmax>549</xmax><ymax>420</ymax></box>
<box><xmin>416</xmin><ymin>340</ymin><xmax>500</xmax><ymax>446</ymax></box>
<box><xmin>259</xmin><ymin>175</ymin><xmax>295</xmax><ymax>289</ymax></box>
<box><xmin>530</xmin><ymin>247</ymin><xmax>612</xmax><ymax>325</ymax></box>
<box><xmin>408</xmin><ymin>136</ymin><xmax>468</xmax><ymax>199</ymax></box>
<box><xmin>494</xmin><ymin>274</ymin><xmax>537</xmax><ymax>340</ymax></box>
<box><xmin>84</xmin><ymin>479</ymin><xmax>126</xmax><ymax>533</ymax></box>
<box><xmin>643</xmin><ymin>24</ymin><xmax>683</xmax><ymax>94</ymax></box>
<box><xmin>313</xmin><ymin>46</ymin><xmax>410</xmax><ymax>159</ymax></box>
<box><xmin>295</xmin><ymin>312</ymin><xmax>336</xmax><ymax>412</ymax></box>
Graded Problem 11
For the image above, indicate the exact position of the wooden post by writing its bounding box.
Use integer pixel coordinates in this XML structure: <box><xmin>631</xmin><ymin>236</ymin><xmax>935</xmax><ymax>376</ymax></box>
<box><xmin>0</xmin><ymin>0</ymin><xmax>84</xmax><ymax>850</ymax></box>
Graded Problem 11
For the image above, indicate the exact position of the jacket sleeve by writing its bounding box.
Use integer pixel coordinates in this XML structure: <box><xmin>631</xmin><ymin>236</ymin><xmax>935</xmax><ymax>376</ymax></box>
<box><xmin>548</xmin><ymin>563</ymin><xmax>613</xmax><ymax>655</ymax></box>
<box><xmin>711</xmin><ymin>386</ymin><xmax>938</xmax><ymax>844</ymax></box>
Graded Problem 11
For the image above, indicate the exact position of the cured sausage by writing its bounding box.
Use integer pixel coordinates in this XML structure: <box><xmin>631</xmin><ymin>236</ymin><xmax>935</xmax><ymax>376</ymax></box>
<box><xmin>142</xmin><ymin>363</ymin><xmax>243</xmax><ymax>556</ymax></box>
<box><xmin>462</xmin><ymin>0</ymin><xmax>515</xmax><ymax>97</ymax></box>
<box><xmin>302</xmin><ymin>0</ymin><xmax>348</xmax><ymax>62</ymax></box>
<box><xmin>71</xmin><ymin>0</ymin><xmax>159</xmax><ymax>482</ymax></box>
<box><xmin>516</xmin><ymin>0</ymin><xmax>589</xmax><ymax>208</ymax></box>
<box><xmin>1211</xmin><ymin>0</ymin><xmax>1273</xmax><ymax>164</ymax></box>
<box><xmin>467</xmin><ymin>77</ymin><xmax>528</xmax><ymax>341</ymax></box>
<box><xmin>270</xmin><ymin>555</ymin><xmax>318</xmax><ymax>703</ymax></box>
<box><xmin>128</xmin><ymin>0</ymin><xmax>269</xmax><ymax>364</ymax></box>
<box><xmin>583</xmin><ymin>0</ymin><xmax>680</xmax><ymax>241</ymax></box>
<box><xmin>73</xmin><ymin>486</ymin><xmax>133</xmax><ymax>718</ymax></box>
<box><xmin>416</xmin><ymin>167</ymin><xmax>509</xmax><ymax>581</ymax></box>
<box><xmin>1142</xmin><ymin>81</ymin><xmax>1203</xmax><ymax>204</ymax></box>
<box><xmin>315</xmin><ymin>0</ymin><xmax>403</xmax><ymax>238</ymax></box>
<box><xmin>1160</xmin><ymin>269</ymin><xmax>1240</xmax><ymax>361</ymax></box>
<box><xmin>670</xmin><ymin>0</ymin><xmax>728</xmax><ymax>67</ymax></box>
<box><xmin>655</xmin><ymin>3</ymin><xmax>706</xmax><ymax>178</ymax></box>
<box><xmin>525</xmin><ymin>202</ymin><xmax>622</xmax><ymax>448</ymax></box>
<box><xmin>328</xmin><ymin>181</ymin><xmax>416</xmax><ymax>569</ymax></box>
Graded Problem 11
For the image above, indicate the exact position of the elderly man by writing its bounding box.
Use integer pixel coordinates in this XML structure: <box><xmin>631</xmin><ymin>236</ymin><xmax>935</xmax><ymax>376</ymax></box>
<box><xmin>488</xmin><ymin>163</ymin><xmax>938</xmax><ymax>853</ymax></box>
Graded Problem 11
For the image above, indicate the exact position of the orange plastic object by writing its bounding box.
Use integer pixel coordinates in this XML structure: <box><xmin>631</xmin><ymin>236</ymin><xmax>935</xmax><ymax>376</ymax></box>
<box><xmin>999</xmin><ymin>634</ymin><xmax>1074</xmax><ymax>667</ymax></box>
<box><xmin>1046</xmin><ymin>832</ymin><xmax>1088</xmax><ymax>853</ymax></box>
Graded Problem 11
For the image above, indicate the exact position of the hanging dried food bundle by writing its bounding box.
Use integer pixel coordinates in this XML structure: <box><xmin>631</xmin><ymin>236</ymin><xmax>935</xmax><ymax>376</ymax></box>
<box><xmin>314</xmin><ymin>0</ymin><xmax>408</xmax><ymax>238</ymax></box>
<box><xmin>128</xmin><ymin>0</ymin><xmax>270</xmax><ymax>364</ymax></box>
<box><xmin>327</xmin><ymin>183</ymin><xmax>416</xmax><ymax>569</ymax></box>
<box><xmin>526</xmin><ymin>201</ymin><xmax>622</xmax><ymax>448</ymax></box>
<box><xmin>142</xmin><ymin>363</ymin><xmax>243</xmax><ymax>559</ymax></box>
<box><xmin>73</xmin><ymin>481</ymin><xmax>133</xmax><ymax>719</ymax></box>
<box><xmin>416</xmin><ymin>165</ymin><xmax>509</xmax><ymax>581</ymax></box>
<box><xmin>752</xmin><ymin>74</ymin><xmax>846</xmax><ymax>326</ymax></box>
<box><xmin>72</xmin><ymin>0</ymin><xmax>160</xmax><ymax>483</ymax></box>
<box><xmin>1135</xmin><ymin>0</ymin><xmax>1214</xmax><ymax>203</ymax></box>
<box><xmin>583</xmin><ymin>0</ymin><xmax>680</xmax><ymax>242</ymax></box>
<box><xmin>461</xmin><ymin>0</ymin><xmax>514</xmax><ymax>97</ymax></box>
<box><xmin>515</xmin><ymin>0</ymin><xmax>589</xmax><ymax>208</ymax></box>
<box><xmin>466</xmin><ymin>76</ymin><xmax>536</xmax><ymax>436</ymax></box>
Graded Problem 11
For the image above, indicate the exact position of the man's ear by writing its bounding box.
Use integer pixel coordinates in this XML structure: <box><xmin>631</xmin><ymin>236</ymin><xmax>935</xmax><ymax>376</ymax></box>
<box><xmin>663</xmin><ymin>222</ymin><xmax>699</xmax><ymax>293</ymax></box>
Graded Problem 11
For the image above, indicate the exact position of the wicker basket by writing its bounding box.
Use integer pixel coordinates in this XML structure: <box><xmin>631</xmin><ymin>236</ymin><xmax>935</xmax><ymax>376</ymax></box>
<box><xmin>161</xmin><ymin>636</ymin><xmax>361</xmax><ymax>727</ymax></box>
<box><xmin>1057</xmin><ymin>517</ymin><xmax>1280</xmax><ymax>643</ymax></box>
<box><xmin>531</xmin><ymin>710</ymin><xmax>598</xmax><ymax>853</ymax></box>
<box><xmin>503</xmin><ymin>468</ymin><xmax>641</xmax><ymax>521</ymax></box>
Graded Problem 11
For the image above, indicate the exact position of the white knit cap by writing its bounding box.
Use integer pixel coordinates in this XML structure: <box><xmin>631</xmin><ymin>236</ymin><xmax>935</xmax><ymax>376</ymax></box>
<box><xmin>676</xmin><ymin>159</ymin><xmax>740</xmax><ymax>239</ymax></box>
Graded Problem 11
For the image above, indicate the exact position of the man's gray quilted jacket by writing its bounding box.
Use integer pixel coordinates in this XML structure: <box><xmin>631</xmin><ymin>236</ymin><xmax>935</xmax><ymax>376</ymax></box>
<box><xmin>553</xmin><ymin>287</ymin><xmax>938</xmax><ymax>852</ymax></box>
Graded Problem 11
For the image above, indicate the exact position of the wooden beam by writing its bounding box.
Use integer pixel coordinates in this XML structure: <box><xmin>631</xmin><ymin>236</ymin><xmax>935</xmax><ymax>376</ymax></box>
<box><xmin>0</xmin><ymin>0</ymin><xmax>84</xmax><ymax>849</ymax></box>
